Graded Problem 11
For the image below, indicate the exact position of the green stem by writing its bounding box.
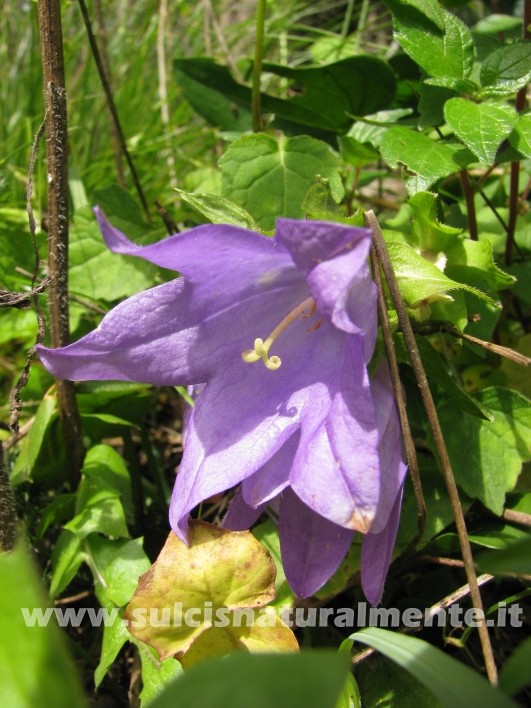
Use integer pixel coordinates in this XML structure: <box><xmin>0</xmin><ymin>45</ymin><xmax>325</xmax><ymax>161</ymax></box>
<box><xmin>459</xmin><ymin>170</ymin><xmax>478</xmax><ymax>241</ymax></box>
<box><xmin>252</xmin><ymin>0</ymin><xmax>267</xmax><ymax>132</ymax></box>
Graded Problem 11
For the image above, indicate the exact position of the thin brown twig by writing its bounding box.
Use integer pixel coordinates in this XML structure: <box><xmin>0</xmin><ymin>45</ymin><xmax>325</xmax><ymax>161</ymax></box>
<box><xmin>92</xmin><ymin>0</ymin><xmax>125</xmax><ymax>186</ymax></box>
<box><xmin>502</xmin><ymin>509</ymin><xmax>531</xmax><ymax>528</ymax></box>
<box><xmin>459</xmin><ymin>169</ymin><xmax>478</xmax><ymax>241</ymax></box>
<box><xmin>76</xmin><ymin>0</ymin><xmax>151</xmax><ymax>220</ymax></box>
<box><xmin>368</xmin><ymin>234</ymin><xmax>426</xmax><ymax>547</ymax></box>
<box><xmin>365</xmin><ymin>210</ymin><xmax>498</xmax><ymax>685</ymax></box>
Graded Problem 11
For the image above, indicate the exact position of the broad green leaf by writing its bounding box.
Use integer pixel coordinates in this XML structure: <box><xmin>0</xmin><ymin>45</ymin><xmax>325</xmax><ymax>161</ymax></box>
<box><xmin>260</xmin><ymin>58</ymin><xmax>396</xmax><ymax>133</ymax></box>
<box><xmin>445</xmin><ymin>238</ymin><xmax>516</xmax><ymax>290</ymax></box>
<box><xmin>395</xmin><ymin>459</ymin><xmax>471</xmax><ymax>551</ymax></box>
<box><xmin>0</xmin><ymin>542</ymin><xmax>85</xmax><ymax>707</ymax></box>
<box><xmin>253</xmin><ymin>519</ymin><xmax>294</xmax><ymax>608</ymax></box>
<box><xmin>510</xmin><ymin>112</ymin><xmax>531</xmax><ymax>158</ymax></box>
<box><xmin>137</xmin><ymin>646</ymin><xmax>182</xmax><ymax>705</ymax></box>
<box><xmin>69</xmin><ymin>208</ymin><xmax>158</xmax><ymax>302</ymax></box>
<box><xmin>124</xmin><ymin>522</ymin><xmax>297</xmax><ymax>663</ymax></box>
<box><xmin>339</xmin><ymin>136</ymin><xmax>380</xmax><ymax>168</ymax></box>
<box><xmin>301</xmin><ymin>181</ymin><xmax>343</xmax><ymax>222</ymax></box>
<box><xmin>174</xmin><ymin>189</ymin><xmax>260</xmax><ymax>230</ymax></box>
<box><xmin>408</xmin><ymin>191</ymin><xmax>462</xmax><ymax>252</ymax></box>
<box><xmin>385</xmin><ymin>0</ymin><xmax>474</xmax><ymax>81</ymax></box>
<box><xmin>499</xmin><ymin>637</ymin><xmax>531</xmax><ymax>696</ymax></box>
<box><xmin>150</xmin><ymin>652</ymin><xmax>349</xmax><ymax>708</ymax></box>
<box><xmin>174</xmin><ymin>56</ymin><xmax>396</xmax><ymax>135</ymax></box>
<box><xmin>386</xmin><ymin>241</ymin><xmax>496</xmax><ymax>307</ymax></box>
<box><xmin>444</xmin><ymin>98</ymin><xmax>518</xmax><ymax>164</ymax></box>
<box><xmin>86</xmin><ymin>536</ymin><xmax>151</xmax><ymax>607</ymax></box>
<box><xmin>380</xmin><ymin>127</ymin><xmax>471</xmax><ymax>193</ymax></box>
<box><xmin>36</xmin><ymin>494</ymin><xmax>76</xmax><ymax>538</ymax></box>
<box><xmin>349</xmin><ymin>628</ymin><xmax>516</xmax><ymax>708</ymax></box>
<box><xmin>94</xmin><ymin>613</ymin><xmax>131</xmax><ymax>689</ymax></box>
<box><xmin>436</xmin><ymin>387</ymin><xmax>531</xmax><ymax>514</ymax></box>
<box><xmin>477</xmin><ymin>536</ymin><xmax>531</xmax><ymax>575</ymax></box>
<box><xmin>474</xmin><ymin>14</ymin><xmax>523</xmax><ymax>36</ymax></box>
<box><xmin>355</xmin><ymin>654</ymin><xmax>445</xmax><ymax>708</ymax></box>
<box><xmin>49</xmin><ymin>529</ymin><xmax>84</xmax><ymax>598</ymax></box>
<box><xmin>480</xmin><ymin>43</ymin><xmax>531</xmax><ymax>97</ymax></box>
<box><xmin>396</xmin><ymin>334</ymin><xmax>493</xmax><ymax>420</ymax></box>
<box><xmin>219</xmin><ymin>133</ymin><xmax>343</xmax><ymax>230</ymax></box>
<box><xmin>0</xmin><ymin>208</ymin><xmax>44</xmax><ymax>290</ymax></box>
<box><xmin>418</xmin><ymin>84</ymin><xmax>457</xmax><ymax>129</ymax></box>
<box><xmin>10</xmin><ymin>396</ymin><xmax>64</xmax><ymax>486</ymax></box>
<box><xmin>65</xmin><ymin>493</ymin><xmax>129</xmax><ymax>541</ymax></box>
<box><xmin>75</xmin><ymin>444</ymin><xmax>134</xmax><ymax>525</ymax></box>
<box><xmin>348</xmin><ymin>109</ymin><xmax>413</xmax><ymax>148</ymax></box>
<box><xmin>499</xmin><ymin>333</ymin><xmax>531</xmax><ymax>399</ymax></box>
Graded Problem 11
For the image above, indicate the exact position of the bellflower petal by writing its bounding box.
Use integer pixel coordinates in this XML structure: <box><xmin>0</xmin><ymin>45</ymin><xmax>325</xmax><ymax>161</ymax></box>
<box><xmin>38</xmin><ymin>211</ymin><xmax>407</xmax><ymax>601</ymax></box>
<box><xmin>290</xmin><ymin>336</ymin><xmax>380</xmax><ymax>533</ymax></box>
<box><xmin>361</xmin><ymin>486</ymin><xmax>404</xmax><ymax>606</ymax></box>
<box><xmin>223</xmin><ymin>488</ymin><xmax>265</xmax><ymax>531</ymax></box>
<box><xmin>279</xmin><ymin>488</ymin><xmax>355</xmax><ymax>598</ymax></box>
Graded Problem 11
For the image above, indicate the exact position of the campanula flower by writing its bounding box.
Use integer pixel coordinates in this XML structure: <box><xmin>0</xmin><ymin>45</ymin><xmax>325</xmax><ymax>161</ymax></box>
<box><xmin>37</xmin><ymin>210</ymin><xmax>407</xmax><ymax>604</ymax></box>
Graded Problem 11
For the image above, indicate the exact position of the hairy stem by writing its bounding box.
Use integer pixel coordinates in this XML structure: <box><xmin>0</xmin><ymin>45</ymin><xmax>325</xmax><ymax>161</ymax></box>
<box><xmin>366</xmin><ymin>210</ymin><xmax>498</xmax><ymax>685</ymax></box>
<box><xmin>252</xmin><ymin>0</ymin><xmax>267</xmax><ymax>132</ymax></box>
<box><xmin>0</xmin><ymin>443</ymin><xmax>17</xmax><ymax>552</ymax></box>
<box><xmin>37</xmin><ymin>0</ymin><xmax>84</xmax><ymax>489</ymax></box>
<box><xmin>505</xmin><ymin>0</ymin><xmax>530</xmax><ymax>265</ymax></box>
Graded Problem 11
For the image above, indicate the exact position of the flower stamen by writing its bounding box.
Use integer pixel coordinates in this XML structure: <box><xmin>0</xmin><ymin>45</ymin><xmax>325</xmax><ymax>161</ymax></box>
<box><xmin>242</xmin><ymin>296</ymin><xmax>316</xmax><ymax>370</ymax></box>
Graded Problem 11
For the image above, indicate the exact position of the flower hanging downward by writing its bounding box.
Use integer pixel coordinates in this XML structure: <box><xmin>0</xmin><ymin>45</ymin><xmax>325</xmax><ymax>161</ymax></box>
<box><xmin>37</xmin><ymin>210</ymin><xmax>407</xmax><ymax>604</ymax></box>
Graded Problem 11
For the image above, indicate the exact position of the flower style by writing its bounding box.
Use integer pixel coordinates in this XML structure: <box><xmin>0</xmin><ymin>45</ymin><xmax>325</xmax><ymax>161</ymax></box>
<box><xmin>37</xmin><ymin>209</ymin><xmax>407</xmax><ymax>604</ymax></box>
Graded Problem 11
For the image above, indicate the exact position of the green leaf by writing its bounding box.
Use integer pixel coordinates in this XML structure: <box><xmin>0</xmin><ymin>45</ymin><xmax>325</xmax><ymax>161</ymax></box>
<box><xmin>395</xmin><ymin>459</ymin><xmax>471</xmax><ymax>551</ymax></box>
<box><xmin>138</xmin><ymin>647</ymin><xmax>182</xmax><ymax>706</ymax></box>
<box><xmin>49</xmin><ymin>530</ymin><xmax>84</xmax><ymax>598</ymax></box>
<box><xmin>444</xmin><ymin>98</ymin><xmax>518</xmax><ymax>164</ymax></box>
<box><xmin>65</xmin><ymin>493</ymin><xmax>129</xmax><ymax>541</ymax></box>
<box><xmin>252</xmin><ymin>519</ymin><xmax>294</xmax><ymax>608</ymax></box>
<box><xmin>408</xmin><ymin>191</ymin><xmax>462</xmax><ymax>252</ymax></box>
<box><xmin>0</xmin><ymin>542</ymin><xmax>85</xmax><ymax>707</ymax></box>
<box><xmin>150</xmin><ymin>652</ymin><xmax>349</xmax><ymax>708</ymax></box>
<box><xmin>385</xmin><ymin>0</ymin><xmax>474</xmax><ymax>81</ymax></box>
<box><xmin>445</xmin><ymin>238</ymin><xmax>516</xmax><ymax>291</ymax></box>
<box><xmin>36</xmin><ymin>494</ymin><xmax>76</xmax><ymax>538</ymax></box>
<box><xmin>10</xmin><ymin>397</ymin><xmax>57</xmax><ymax>483</ymax></box>
<box><xmin>509</xmin><ymin>112</ymin><xmax>531</xmax><ymax>158</ymax></box>
<box><xmin>380</xmin><ymin>127</ymin><xmax>471</xmax><ymax>193</ymax></box>
<box><xmin>94</xmin><ymin>613</ymin><xmax>131</xmax><ymax>689</ymax></box>
<box><xmin>386</xmin><ymin>241</ymin><xmax>496</xmax><ymax>308</ymax></box>
<box><xmin>260</xmin><ymin>57</ymin><xmax>396</xmax><ymax>133</ymax></box>
<box><xmin>355</xmin><ymin>654</ymin><xmax>445</xmax><ymax>708</ymax></box>
<box><xmin>348</xmin><ymin>109</ymin><xmax>413</xmax><ymax>148</ymax></box>
<box><xmin>0</xmin><ymin>208</ymin><xmax>45</xmax><ymax>290</ymax></box>
<box><xmin>480</xmin><ymin>43</ymin><xmax>531</xmax><ymax>97</ymax></box>
<box><xmin>86</xmin><ymin>536</ymin><xmax>151</xmax><ymax>607</ymax></box>
<box><xmin>174</xmin><ymin>56</ymin><xmax>396</xmax><ymax>135</ymax></box>
<box><xmin>499</xmin><ymin>637</ymin><xmax>531</xmax><ymax>696</ymax></box>
<box><xmin>396</xmin><ymin>334</ymin><xmax>493</xmax><ymax>420</ymax></box>
<box><xmin>477</xmin><ymin>536</ymin><xmax>531</xmax><ymax>575</ymax></box>
<box><xmin>219</xmin><ymin>133</ymin><xmax>343</xmax><ymax>230</ymax></box>
<box><xmin>349</xmin><ymin>628</ymin><xmax>516</xmax><ymax>708</ymax></box>
<box><xmin>436</xmin><ymin>387</ymin><xmax>531</xmax><ymax>514</ymax></box>
<box><xmin>174</xmin><ymin>189</ymin><xmax>260</xmax><ymax>230</ymax></box>
<box><xmin>474</xmin><ymin>15</ymin><xmax>523</xmax><ymax>36</ymax></box>
<box><xmin>69</xmin><ymin>208</ymin><xmax>158</xmax><ymax>302</ymax></box>
<box><xmin>76</xmin><ymin>444</ymin><xmax>134</xmax><ymax>526</ymax></box>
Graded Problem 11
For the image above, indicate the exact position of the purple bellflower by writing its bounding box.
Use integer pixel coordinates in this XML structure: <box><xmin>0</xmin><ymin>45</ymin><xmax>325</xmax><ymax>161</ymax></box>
<box><xmin>37</xmin><ymin>209</ymin><xmax>407</xmax><ymax>604</ymax></box>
